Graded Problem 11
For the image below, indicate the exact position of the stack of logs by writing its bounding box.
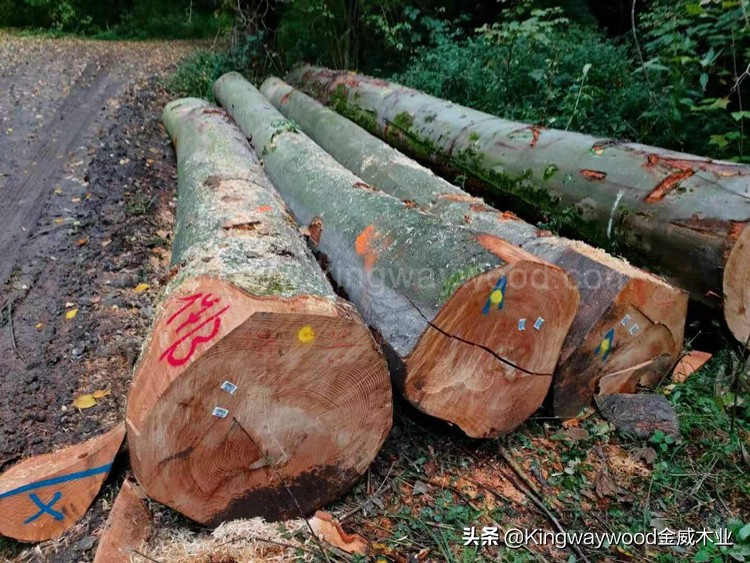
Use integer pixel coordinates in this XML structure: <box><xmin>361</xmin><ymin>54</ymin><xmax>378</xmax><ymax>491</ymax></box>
<box><xmin>8</xmin><ymin>66</ymin><xmax>748</xmax><ymax>550</ymax></box>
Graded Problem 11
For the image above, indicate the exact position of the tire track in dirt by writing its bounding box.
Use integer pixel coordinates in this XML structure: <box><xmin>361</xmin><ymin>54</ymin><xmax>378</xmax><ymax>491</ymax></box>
<box><xmin>0</xmin><ymin>58</ymin><xmax>118</xmax><ymax>287</ymax></box>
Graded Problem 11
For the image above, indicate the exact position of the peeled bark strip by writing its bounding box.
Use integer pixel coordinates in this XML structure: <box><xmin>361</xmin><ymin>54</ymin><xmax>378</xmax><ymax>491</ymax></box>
<box><xmin>287</xmin><ymin>65</ymin><xmax>750</xmax><ymax>346</ymax></box>
<box><xmin>0</xmin><ymin>423</ymin><xmax>124</xmax><ymax>542</ymax></box>
<box><xmin>261</xmin><ymin>77</ymin><xmax>688</xmax><ymax>419</ymax></box>
<box><xmin>93</xmin><ymin>479</ymin><xmax>151</xmax><ymax>563</ymax></box>
<box><xmin>215</xmin><ymin>72</ymin><xmax>580</xmax><ymax>437</ymax></box>
<box><xmin>126</xmin><ymin>98</ymin><xmax>392</xmax><ymax>526</ymax></box>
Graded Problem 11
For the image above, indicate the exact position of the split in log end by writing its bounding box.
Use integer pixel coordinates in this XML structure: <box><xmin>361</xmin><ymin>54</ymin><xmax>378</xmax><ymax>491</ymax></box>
<box><xmin>405</xmin><ymin>259</ymin><xmax>579</xmax><ymax>438</ymax></box>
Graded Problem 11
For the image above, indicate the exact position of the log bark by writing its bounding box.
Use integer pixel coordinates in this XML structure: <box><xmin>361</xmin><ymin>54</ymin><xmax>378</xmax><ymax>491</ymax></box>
<box><xmin>287</xmin><ymin>65</ymin><xmax>750</xmax><ymax>347</ymax></box>
<box><xmin>94</xmin><ymin>479</ymin><xmax>151</xmax><ymax>563</ymax></box>
<box><xmin>126</xmin><ymin>98</ymin><xmax>392</xmax><ymax>526</ymax></box>
<box><xmin>261</xmin><ymin>76</ymin><xmax>688</xmax><ymax>419</ymax></box>
<box><xmin>0</xmin><ymin>423</ymin><xmax>124</xmax><ymax>542</ymax></box>
<box><xmin>215</xmin><ymin>72</ymin><xmax>580</xmax><ymax>437</ymax></box>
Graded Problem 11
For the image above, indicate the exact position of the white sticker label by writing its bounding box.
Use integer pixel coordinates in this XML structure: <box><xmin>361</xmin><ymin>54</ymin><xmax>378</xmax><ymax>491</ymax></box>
<box><xmin>629</xmin><ymin>324</ymin><xmax>640</xmax><ymax>336</ymax></box>
<box><xmin>212</xmin><ymin>407</ymin><xmax>229</xmax><ymax>419</ymax></box>
<box><xmin>221</xmin><ymin>381</ymin><xmax>238</xmax><ymax>395</ymax></box>
<box><xmin>533</xmin><ymin>317</ymin><xmax>545</xmax><ymax>331</ymax></box>
<box><xmin>621</xmin><ymin>314</ymin><xmax>631</xmax><ymax>327</ymax></box>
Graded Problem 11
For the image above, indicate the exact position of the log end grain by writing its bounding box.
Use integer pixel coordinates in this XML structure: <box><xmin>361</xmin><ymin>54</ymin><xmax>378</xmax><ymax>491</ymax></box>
<box><xmin>126</xmin><ymin>277</ymin><xmax>392</xmax><ymax>526</ymax></box>
<box><xmin>724</xmin><ymin>224</ymin><xmax>750</xmax><ymax>346</ymax></box>
<box><xmin>0</xmin><ymin>424</ymin><xmax>125</xmax><ymax>542</ymax></box>
<box><xmin>405</xmin><ymin>261</ymin><xmax>579</xmax><ymax>438</ymax></box>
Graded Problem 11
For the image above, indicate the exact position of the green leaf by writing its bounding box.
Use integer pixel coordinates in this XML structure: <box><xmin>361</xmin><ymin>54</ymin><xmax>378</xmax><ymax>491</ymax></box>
<box><xmin>686</xmin><ymin>3</ymin><xmax>704</xmax><ymax>15</ymax></box>
<box><xmin>739</xmin><ymin>523</ymin><xmax>750</xmax><ymax>541</ymax></box>
<box><xmin>732</xmin><ymin>111</ymin><xmax>750</xmax><ymax>121</ymax></box>
<box><xmin>700</xmin><ymin>73</ymin><xmax>709</xmax><ymax>91</ymax></box>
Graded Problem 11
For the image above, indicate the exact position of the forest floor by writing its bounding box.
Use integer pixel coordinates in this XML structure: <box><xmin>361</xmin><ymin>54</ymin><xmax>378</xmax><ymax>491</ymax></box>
<box><xmin>0</xmin><ymin>33</ymin><xmax>748</xmax><ymax>563</ymax></box>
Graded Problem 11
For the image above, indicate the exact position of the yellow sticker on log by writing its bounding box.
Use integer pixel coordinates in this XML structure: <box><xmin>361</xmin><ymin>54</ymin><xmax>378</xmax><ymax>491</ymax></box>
<box><xmin>298</xmin><ymin>325</ymin><xmax>316</xmax><ymax>343</ymax></box>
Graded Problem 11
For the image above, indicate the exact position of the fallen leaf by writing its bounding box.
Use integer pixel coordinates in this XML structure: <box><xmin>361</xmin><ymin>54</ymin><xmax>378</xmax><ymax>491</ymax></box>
<box><xmin>672</xmin><ymin>351</ymin><xmax>712</xmax><ymax>383</ymax></box>
<box><xmin>560</xmin><ymin>427</ymin><xmax>590</xmax><ymax>441</ymax></box>
<box><xmin>134</xmin><ymin>283</ymin><xmax>150</xmax><ymax>293</ymax></box>
<box><xmin>594</xmin><ymin>467</ymin><xmax>617</xmax><ymax>498</ymax></box>
<box><xmin>412</xmin><ymin>480</ymin><xmax>429</xmax><ymax>496</ymax></box>
<box><xmin>65</xmin><ymin>309</ymin><xmax>78</xmax><ymax>320</ymax></box>
<box><xmin>54</xmin><ymin>218</ymin><xmax>65</xmax><ymax>224</ymax></box>
<box><xmin>35</xmin><ymin>322</ymin><xmax>43</xmax><ymax>330</ymax></box>
<box><xmin>308</xmin><ymin>511</ymin><xmax>368</xmax><ymax>555</ymax></box>
<box><xmin>73</xmin><ymin>394</ymin><xmax>97</xmax><ymax>409</ymax></box>
<box><xmin>92</xmin><ymin>390</ymin><xmax>110</xmax><ymax>399</ymax></box>
<box><xmin>71</xmin><ymin>197</ymin><xmax>81</xmax><ymax>203</ymax></box>
<box><xmin>76</xmin><ymin>237</ymin><xmax>89</xmax><ymax>247</ymax></box>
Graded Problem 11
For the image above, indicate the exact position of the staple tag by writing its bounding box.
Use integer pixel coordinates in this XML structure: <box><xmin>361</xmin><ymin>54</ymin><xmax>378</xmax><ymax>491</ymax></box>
<box><xmin>518</xmin><ymin>318</ymin><xmax>526</xmax><ymax>331</ymax></box>
<box><xmin>212</xmin><ymin>407</ymin><xmax>229</xmax><ymax>419</ymax></box>
<box><xmin>533</xmin><ymin>317</ymin><xmax>545</xmax><ymax>331</ymax></box>
<box><xmin>220</xmin><ymin>381</ymin><xmax>238</xmax><ymax>395</ymax></box>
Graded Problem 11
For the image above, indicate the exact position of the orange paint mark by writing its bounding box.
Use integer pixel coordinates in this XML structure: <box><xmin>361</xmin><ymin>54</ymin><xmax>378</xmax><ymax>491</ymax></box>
<box><xmin>256</xmin><ymin>205</ymin><xmax>272</xmax><ymax>213</ymax></box>
<box><xmin>355</xmin><ymin>225</ymin><xmax>379</xmax><ymax>271</ymax></box>
<box><xmin>644</xmin><ymin>169</ymin><xmax>694</xmax><ymax>202</ymax></box>
<box><xmin>530</xmin><ymin>126</ymin><xmax>541</xmax><ymax>149</ymax></box>
<box><xmin>499</xmin><ymin>211</ymin><xmax>520</xmax><ymax>221</ymax></box>
<box><xmin>279</xmin><ymin>92</ymin><xmax>291</xmax><ymax>104</ymax></box>
<box><xmin>580</xmin><ymin>169</ymin><xmax>607</xmax><ymax>181</ymax></box>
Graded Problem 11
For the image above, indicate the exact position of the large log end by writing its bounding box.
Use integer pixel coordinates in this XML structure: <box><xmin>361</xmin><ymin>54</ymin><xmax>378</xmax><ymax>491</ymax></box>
<box><xmin>405</xmin><ymin>260</ymin><xmax>579</xmax><ymax>438</ymax></box>
<box><xmin>126</xmin><ymin>277</ymin><xmax>392</xmax><ymax>526</ymax></box>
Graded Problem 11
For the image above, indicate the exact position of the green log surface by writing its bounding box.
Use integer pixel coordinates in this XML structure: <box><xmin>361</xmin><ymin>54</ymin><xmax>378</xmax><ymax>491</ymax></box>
<box><xmin>287</xmin><ymin>65</ymin><xmax>750</xmax><ymax>346</ymax></box>
<box><xmin>162</xmin><ymin>97</ymin><xmax>334</xmax><ymax>300</ymax></box>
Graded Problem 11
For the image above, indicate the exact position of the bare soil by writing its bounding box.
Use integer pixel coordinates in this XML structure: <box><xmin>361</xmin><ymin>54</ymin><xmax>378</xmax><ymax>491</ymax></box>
<box><xmin>0</xmin><ymin>33</ymin><xmax>191</xmax><ymax>561</ymax></box>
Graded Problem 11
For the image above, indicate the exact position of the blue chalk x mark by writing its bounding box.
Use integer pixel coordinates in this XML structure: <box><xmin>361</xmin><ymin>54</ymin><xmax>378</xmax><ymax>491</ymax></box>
<box><xmin>24</xmin><ymin>492</ymin><xmax>64</xmax><ymax>524</ymax></box>
<box><xmin>595</xmin><ymin>328</ymin><xmax>615</xmax><ymax>362</ymax></box>
<box><xmin>482</xmin><ymin>276</ymin><xmax>507</xmax><ymax>315</ymax></box>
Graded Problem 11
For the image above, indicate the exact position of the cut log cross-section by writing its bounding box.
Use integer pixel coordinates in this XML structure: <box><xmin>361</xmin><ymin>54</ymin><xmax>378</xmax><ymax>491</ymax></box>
<box><xmin>126</xmin><ymin>98</ymin><xmax>392</xmax><ymax>526</ymax></box>
<box><xmin>215</xmin><ymin>72</ymin><xmax>580</xmax><ymax>437</ymax></box>
<box><xmin>261</xmin><ymin>76</ymin><xmax>688</xmax><ymax>419</ymax></box>
<box><xmin>287</xmin><ymin>65</ymin><xmax>750</xmax><ymax>347</ymax></box>
<box><xmin>0</xmin><ymin>423</ymin><xmax>125</xmax><ymax>542</ymax></box>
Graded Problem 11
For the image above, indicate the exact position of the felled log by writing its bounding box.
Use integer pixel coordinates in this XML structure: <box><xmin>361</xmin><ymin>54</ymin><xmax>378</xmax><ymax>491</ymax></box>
<box><xmin>0</xmin><ymin>423</ymin><xmax>124</xmax><ymax>542</ymax></box>
<box><xmin>93</xmin><ymin>479</ymin><xmax>151</xmax><ymax>563</ymax></box>
<box><xmin>126</xmin><ymin>98</ymin><xmax>392</xmax><ymax>526</ymax></box>
<box><xmin>215</xmin><ymin>72</ymin><xmax>580</xmax><ymax>438</ymax></box>
<box><xmin>261</xmin><ymin>77</ymin><xmax>688</xmax><ymax>419</ymax></box>
<box><xmin>287</xmin><ymin>65</ymin><xmax>750</xmax><ymax>347</ymax></box>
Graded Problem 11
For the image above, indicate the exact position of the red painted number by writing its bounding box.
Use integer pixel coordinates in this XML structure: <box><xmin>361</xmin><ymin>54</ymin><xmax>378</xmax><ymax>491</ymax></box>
<box><xmin>159</xmin><ymin>293</ymin><xmax>229</xmax><ymax>366</ymax></box>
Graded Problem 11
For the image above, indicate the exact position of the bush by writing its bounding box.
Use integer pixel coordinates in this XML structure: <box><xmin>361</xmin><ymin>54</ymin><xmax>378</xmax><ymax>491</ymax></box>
<box><xmin>167</xmin><ymin>33</ymin><xmax>268</xmax><ymax>99</ymax></box>
<box><xmin>392</xmin><ymin>7</ymin><xmax>652</xmax><ymax>141</ymax></box>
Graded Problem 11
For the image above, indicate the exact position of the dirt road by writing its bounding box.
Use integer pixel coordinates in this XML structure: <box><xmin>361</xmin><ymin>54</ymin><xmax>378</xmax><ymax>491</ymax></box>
<box><xmin>0</xmin><ymin>34</ymin><xmax>191</xmax><ymax>561</ymax></box>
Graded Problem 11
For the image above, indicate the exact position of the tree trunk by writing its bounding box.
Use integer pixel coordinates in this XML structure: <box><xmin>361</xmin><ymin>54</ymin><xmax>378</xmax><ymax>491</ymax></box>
<box><xmin>0</xmin><ymin>423</ymin><xmax>124</xmax><ymax>542</ymax></box>
<box><xmin>261</xmin><ymin>76</ymin><xmax>689</xmax><ymax>419</ymax></box>
<box><xmin>126</xmin><ymin>98</ymin><xmax>392</xmax><ymax>526</ymax></box>
<box><xmin>287</xmin><ymin>65</ymin><xmax>750</xmax><ymax>347</ymax></box>
<box><xmin>215</xmin><ymin>72</ymin><xmax>580</xmax><ymax>437</ymax></box>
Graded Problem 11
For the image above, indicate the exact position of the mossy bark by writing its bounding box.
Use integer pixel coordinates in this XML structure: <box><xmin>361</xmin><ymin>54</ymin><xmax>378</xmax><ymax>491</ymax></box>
<box><xmin>287</xmin><ymin>65</ymin><xmax>750</xmax><ymax>346</ymax></box>
<box><xmin>262</xmin><ymin>76</ymin><xmax>688</xmax><ymax>419</ymax></box>
<box><xmin>127</xmin><ymin>98</ymin><xmax>392</xmax><ymax>525</ymax></box>
<box><xmin>215</xmin><ymin>72</ymin><xmax>581</xmax><ymax>436</ymax></box>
